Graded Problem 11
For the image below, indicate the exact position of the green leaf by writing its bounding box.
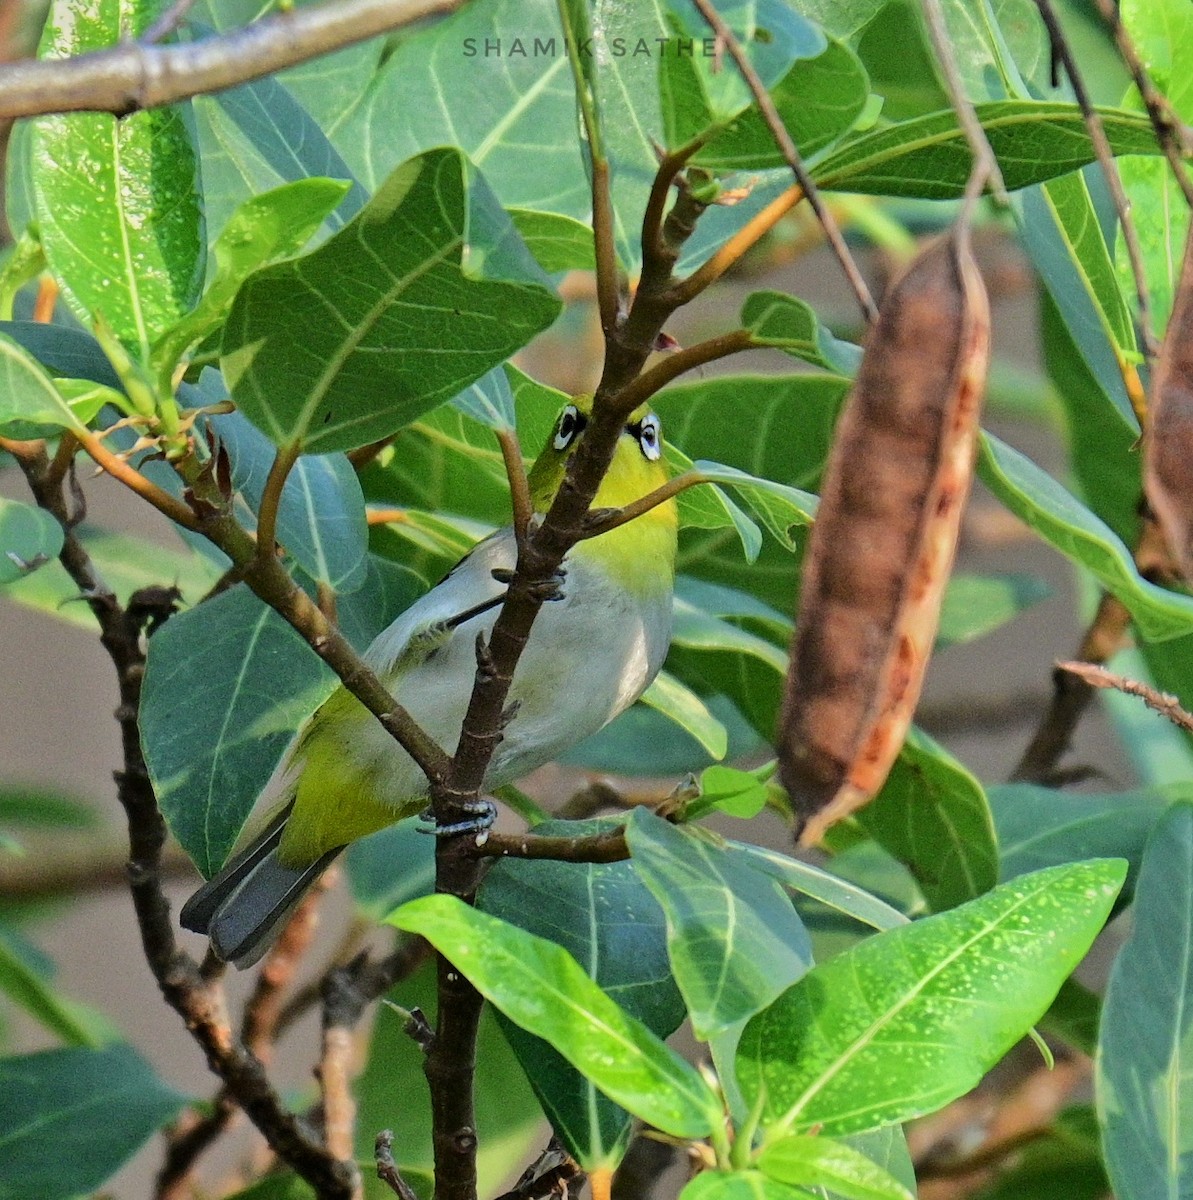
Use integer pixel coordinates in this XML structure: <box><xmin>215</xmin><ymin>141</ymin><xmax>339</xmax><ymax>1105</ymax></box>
<box><xmin>450</xmin><ymin>365</ymin><xmax>517</xmax><ymax>431</ymax></box>
<box><xmin>0</xmin><ymin>1043</ymin><xmax>188</xmax><ymax>1200</ymax></box>
<box><xmin>730</xmin><ymin>842</ymin><xmax>910</xmax><ymax>932</ymax></box>
<box><xmin>691</xmin><ymin>460</ymin><xmax>819</xmax><ymax>549</ymax></box>
<box><xmin>654</xmin><ymin>374</ymin><xmax>848</xmax><ymax>608</ymax></box>
<box><xmin>220</xmin><ymin>1175</ymin><xmax>315</xmax><ymax>1200</ymax></box>
<box><xmin>154</xmin><ymin>178</ymin><xmax>351</xmax><ymax>376</ymax></box>
<box><xmin>738</xmin><ymin>859</ymin><xmax>1125</xmax><ymax>1137</ymax></box>
<box><xmin>936</xmin><ymin>572</ymin><xmax>1050</xmax><ymax>648</ymax></box>
<box><xmin>812</xmin><ymin>102</ymin><xmax>1161</xmax><ymax>198</ymax></box>
<box><xmin>477</xmin><ymin>818</ymin><xmax>685</xmax><ymax>1167</ymax></box>
<box><xmin>640</xmin><ymin>670</ymin><xmax>729</xmax><ymax>762</ymax></box>
<box><xmin>346</xmin><ymin>819</ymin><xmax>435</xmax><ymax>920</ymax></box>
<box><xmin>1098</xmin><ymin>800</ymin><xmax>1193</xmax><ymax>1199</ymax></box>
<box><xmin>30</xmin><ymin>0</ymin><xmax>204</xmax><ymax>355</ymax></box>
<box><xmin>0</xmin><ymin>498</ymin><xmax>62</xmax><ymax>586</ymax></box>
<box><xmin>222</xmin><ymin>148</ymin><xmax>560</xmax><ymax>453</ymax></box>
<box><xmin>687</xmin><ymin>762</ymin><xmax>774</xmax><ymax>820</ymax></box>
<box><xmin>208</xmin><ymin>406</ymin><xmax>368</xmax><ymax>591</ymax></box>
<box><xmin>681</xmin><ymin>1172</ymin><xmax>816</xmax><ymax>1200</ymax></box>
<box><xmin>390</xmin><ymin>894</ymin><xmax>717</xmax><ymax>1139</ymax></box>
<box><xmin>0</xmin><ymin>331</ymin><xmax>86</xmax><ymax>436</ymax></box>
<box><xmin>741</xmin><ymin>290</ymin><xmax>862</xmax><ymax>374</ymax></box>
<box><xmin>979</xmin><ymin>431</ymin><xmax>1193</xmax><ymax>641</ymax></box>
<box><xmin>856</xmin><ymin>727</ymin><xmax>999</xmax><ymax>911</ymax></box>
<box><xmin>1017</xmin><ymin>176</ymin><xmax>1137</xmax><ymax>429</ymax></box>
<box><xmin>0</xmin><ymin>927</ymin><xmax>107</xmax><ymax>1048</ymax></box>
<box><xmin>0</xmin><ymin>786</ymin><xmax>96</xmax><ymax>831</ymax></box>
<box><xmin>626</xmin><ymin>810</ymin><xmax>813</xmax><ymax>1040</ymax></box>
<box><xmin>991</xmin><ymin>782</ymin><xmax>1175</xmax><ymax>907</ymax></box>
<box><xmin>141</xmin><ymin>584</ymin><xmax>335</xmax><ymax>875</ymax></box>
<box><xmin>509</xmin><ymin>208</ymin><xmax>596</xmax><ymax>272</ymax></box>
<box><xmin>0</xmin><ymin>320</ymin><xmax>123</xmax><ymax>391</ymax></box>
<box><xmin>758</xmin><ymin>1134</ymin><xmax>914</xmax><ymax>1200</ymax></box>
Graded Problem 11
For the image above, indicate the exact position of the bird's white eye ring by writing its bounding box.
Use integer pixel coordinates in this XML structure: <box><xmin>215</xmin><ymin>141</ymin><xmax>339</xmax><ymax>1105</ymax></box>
<box><xmin>553</xmin><ymin>404</ymin><xmax>583</xmax><ymax>451</ymax></box>
<box><xmin>637</xmin><ymin>414</ymin><xmax>661</xmax><ymax>461</ymax></box>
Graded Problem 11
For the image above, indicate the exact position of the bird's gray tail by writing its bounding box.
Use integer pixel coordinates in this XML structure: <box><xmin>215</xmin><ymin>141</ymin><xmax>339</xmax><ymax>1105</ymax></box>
<box><xmin>179</xmin><ymin>803</ymin><xmax>343</xmax><ymax>969</ymax></box>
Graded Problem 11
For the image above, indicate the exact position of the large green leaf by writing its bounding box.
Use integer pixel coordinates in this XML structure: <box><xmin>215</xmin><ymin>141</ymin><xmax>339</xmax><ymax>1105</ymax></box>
<box><xmin>221</xmin><ymin>148</ymin><xmax>560</xmax><ymax>453</ymax></box>
<box><xmin>738</xmin><ymin>860</ymin><xmax>1125</xmax><ymax>1137</ymax></box>
<box><xmin>758</xmin><ymin>1133</ymin><xmax>914</xmax><ymax>1200</ymax></box>
<box><xmin>30</xmin><ymin>0</ymin><xmax>204</xmax><ymax>355</ymax></box>
<box><xmin>855</xmin><ymin>728</ymin><xmax>999</xmax><ymax>912</ymax></box>
<box><xmin>0</xmin><ymin>1043</ymin><xmax>188</xmax><ymax>1200</ymax></box>
<box><xmin>390</xmin><ymin>894</ymin><xmax>718</xmax><ymax>1139</ymax></box>
<box><xmin>626</xmin><ymin>810</ymin><xmax>812</xmax><ymax>1041</ymax></box>
<box><xmin>478</xmin><ymin>818</ymin><xmax>685</xmax><ymax>1167</ymax></box>
<box><xmin>1098</xmin><ymin>800</ymin><xmax>1193</xmax><ymax>1198</ymax></box>
<box><xmin>977</xmin><ymin>432</ymin><xmax>1193</xmax><ymax>642</ymax></box>
<box><xmin>0</xmin><ymin>330</ymin><xmax>87</xmax><ymax>437</ymax></box>
<box><xmin>154</xmin><ymin>178</ymin><xmax>350</xmax><ymax>377</ymax></box>
<box><xmin>141</xmin><ymin>584</ymin><xmax>335</xmax><ymax>876</ymax></box>
<box><xmin>992</xmin><ymin>782</ymin><xmax>1177</xmax><ymax>907</ymax></box>
<box><xmin>680</xmin><ymin>1172</ymin><xmax>814</xmax><ymax>1200</ymax></box>
<box><xmin>812</xmin><ymin>102</ymin><xmax>1161</xmax><ymax>198</ymax></box>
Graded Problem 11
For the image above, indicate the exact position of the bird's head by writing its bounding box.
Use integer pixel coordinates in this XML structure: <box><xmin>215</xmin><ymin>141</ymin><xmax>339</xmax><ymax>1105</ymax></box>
<box><xmin>527</xmin><ymin>394</ymin><xmax>672</xmax><ymax>513</ymax></box>
<box><xmin>526</xmin><ymin>395</ymin><xmax>677</xmax><ymax>591</ymax></box>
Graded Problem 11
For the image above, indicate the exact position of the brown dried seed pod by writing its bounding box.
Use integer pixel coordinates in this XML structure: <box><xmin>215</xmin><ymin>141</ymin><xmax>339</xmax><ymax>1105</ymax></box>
<box><xmin>1144</xmin><ymin>221</ymin><xmax>1193</xmax><ymax>582</ymax></box>
<box><xmin>779</xmin><ymin>228</ymin><xmax>991</xmax><ymax>845</ymax></box>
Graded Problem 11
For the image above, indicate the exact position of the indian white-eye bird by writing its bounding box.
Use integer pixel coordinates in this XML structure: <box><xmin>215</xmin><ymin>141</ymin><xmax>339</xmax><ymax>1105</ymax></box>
<box><xmin>180</xmin><ymin>395</ymin><xmax>678</xmax><ymax>967</ymax></box>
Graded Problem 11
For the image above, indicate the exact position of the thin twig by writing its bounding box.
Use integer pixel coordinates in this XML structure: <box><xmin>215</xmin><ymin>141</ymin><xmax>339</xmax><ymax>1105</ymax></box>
<box><xmin>13</xmin><ymin>448</ymin><xmax>355</xmax><ymax>1200</ymax></box>
<box><xmin>1057</xmin><ymin>659</ymin><xmax>1193</xmax><ymax>735</ymax></box>
<box><xmin>641</xmin><ymin>141</ymin><xmax>705</xmax><ymax>266</ymax></box>
<box><xmin>476</xmin><ymin>826</ymin><xmax>629</xmax><ymax>863</ymax></box>
<box><xmin>376</xmin><ymin>1131</ymin><xmax>420</xmax><ymax>1200</ymax></box>
<box><xmin>496</xmin><ymin>427</ymin><xmax>533</xmax><ymax>541</ymax></box>
<box><xmin>919</xmin><ymin>0</ymin><xmax>1007</xmax><ymax>205</ymax></box>
<box><xmin>1034</xmin><ymin>0</ymin><xmax>1158</xmax><ymax>358</ymax></box>
<box><xmin>1010</xmin><ymin>591</ymin><xmax>1131</xmax><ymax>783</ymax></box>
<box><xmin>256</xmin><ymin>442</ymin><xmax>301</xmax><ymax>564</ymax></box>
<box><xmin>580</xmin><ymin>471</ymin><xmax>710</xmax><ymax>539</ymax></box>
<box><xmin>1091</xmin><ymin>0</ymin><xmax>1193</xmax><ymax>210</ymax></box>
<box><xmin>140</xmin><ymin>0</ymin><xmax>202</xmax><ymax>44</ymax></box>
<box><xmin>76</xmin><ymin>428</ymin><xmax>200</xmax><ymax>529</ymax></box>
<box><xmin>0</xmin><ymin>0</ymin><xmax>461</xmax><ymax>119</ymax></box>
<box><xmin>689</xmin><ymin>0</ymin><xmax>878</xmax><ymax>323</ymax></box>
<box><xmin>493</xmin><ymin>1141</ymin><xmax>583</xmax><ymax>1200</ymax></box>
<box><xmin>611</xmin><ymin>328</ymin><xmax>756</xmax><ymax>415</ymax></box>
<box><xmin>669</xmin><ymin>185</ymin><xmax>803</xmax><ymax>305</ymax></box>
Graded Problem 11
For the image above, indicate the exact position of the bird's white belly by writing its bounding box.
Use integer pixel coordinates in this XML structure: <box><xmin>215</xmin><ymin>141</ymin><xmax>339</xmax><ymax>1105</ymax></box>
<box><xmin>341</xmin><ymin>528</ymin><xmax>671</xmax><ymax>805</ymax></box>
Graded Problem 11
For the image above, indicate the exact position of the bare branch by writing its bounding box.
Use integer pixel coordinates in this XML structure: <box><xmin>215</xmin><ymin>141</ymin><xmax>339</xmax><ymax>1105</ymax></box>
<box><xmin>476</xmin><ymin>826</ymin><xmax>629</xmax><ymax>863</ymax></box>
<box><xmin>0</xmin><ymin>0</ymin><xmax>461</xmax><ymax>120</ymax></box>
<box><xmin>1058</xmin><ymin>659</ymin><xmax>1193</xmax><ymax>736</ymax></box>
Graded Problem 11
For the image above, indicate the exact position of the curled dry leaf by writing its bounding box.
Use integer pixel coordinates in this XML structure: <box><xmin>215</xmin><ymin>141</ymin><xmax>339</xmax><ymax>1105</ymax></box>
<box><xmin>1144</xmin><ymin>221</ymin><xmax>1193</xmax><ymax>581</ymax></box>
<box><xmin>779</xmin><ymin>226</ymin><xmax>991</xmax><ymax>845</ymax></box>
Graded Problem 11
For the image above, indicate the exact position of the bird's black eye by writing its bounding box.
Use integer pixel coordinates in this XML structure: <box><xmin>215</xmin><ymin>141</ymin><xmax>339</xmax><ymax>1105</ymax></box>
<box><xmin>553</xmin><ymin>404</ymin><xmax>585</xmax><ymax>451</ymax></box>
<box><xmin>636</xmin><ymin>414</ymin><xmax>662</xmax><ymax>461</ymax></box>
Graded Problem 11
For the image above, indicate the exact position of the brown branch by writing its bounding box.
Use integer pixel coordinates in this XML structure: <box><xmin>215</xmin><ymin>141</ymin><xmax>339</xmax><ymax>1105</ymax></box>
<box><xmin>493</xmin><ymin>1141</ymin><xmax>583</xmax><ymax>1200</ymax></box>
<box><xmin>76</xmin><ymin>428</ymin><xmax>200</xmax><ymax>529</ymax></box>
<box><xmin>376</xmin><ymin>1131</ymin><xmax>420</xmax><ymax>1200</ymax></box>
<box><xmin>580</xmin><ymin>471</ymin><xmax>710</xmax><ymax>539</ymax></box>
<box><xmin>641</xmin><ymin>142</ymin><xmax>705</xmax><ymax>267</ymax></box>
<box><xmin>0</xmin><ymin>0</ymin><xmax>462</xmax><ymax>119</ymax></box>
<box><xmin>256</xmin><ymin>441</ymin><xmax>302</xmax><ymax>565</ymax></box>
<box><xmin>611</xmin><ymin>328</ymin><xmax>755</xmax><ymax>415</ymax></box>
<box><xmin>156</xmin><ymin>1093</ymin><xmax>240</xmax><ymax>1200</ymax></box>
<box><xmin>1034</xmin><ymin>0</ymin><xmax>1158</xmax><ymax>357</ymax></box>
<box><xmin>1057</xmin><ymin>659</ymin><xmax>1193</xmax><ymax>734</ymax></box>
<box><xmin>591</xmin><ymin>158</ymin><xmax>621</xmax><ymax>337</ymax></box>
<box><xmin>669</xmin><ymin>185</ymin><xmax>803</xmax><ymax>306</ymax></box>
<box><xmin>1091</xmin><ymin>0</ymin><xmax>1193</xmax><ymax>211</ymax></box>
<box><xmin>1009</xmin><ymin>591</ymin><xmax>1131</xmax><ymax>783</ymax></box>
<box><xmin>476</xmin><ymin>827</ymin><xmax>629</xmax><ymax>863</ymax></box>
<box><xmin>12</xmin><ymin>448</ymin><xmax>355</xmax><ymax>1199</ymax></box>
<box><xmin>689</xmin><ymin>0</ymin><xmax>878</xmax><ymax>323</ymax></box>
<box><xmin>496</xmin><ymin>427</ymin><xmax>533</xmax><ymax>541</ymax></box>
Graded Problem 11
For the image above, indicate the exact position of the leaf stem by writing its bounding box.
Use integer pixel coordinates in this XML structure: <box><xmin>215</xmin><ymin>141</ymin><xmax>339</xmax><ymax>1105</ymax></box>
<box><xmin>257</xmin><ymin>442</ymin><xmax>301</xmax><ymax>564</ymax></box>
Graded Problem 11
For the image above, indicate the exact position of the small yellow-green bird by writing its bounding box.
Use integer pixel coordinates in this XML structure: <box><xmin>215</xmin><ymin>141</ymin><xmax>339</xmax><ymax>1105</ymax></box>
<box><xmin>181</xmin><ymin>396</ymin><xmax>677</xmax><ymax>967</ymax></box>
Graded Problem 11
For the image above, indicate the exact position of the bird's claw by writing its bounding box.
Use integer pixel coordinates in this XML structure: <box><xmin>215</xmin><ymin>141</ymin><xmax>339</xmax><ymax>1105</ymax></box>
<box><xmin>418</xmin><ymin>798</ymin><xmax>497</xmax><ymax>841</ymax></box>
